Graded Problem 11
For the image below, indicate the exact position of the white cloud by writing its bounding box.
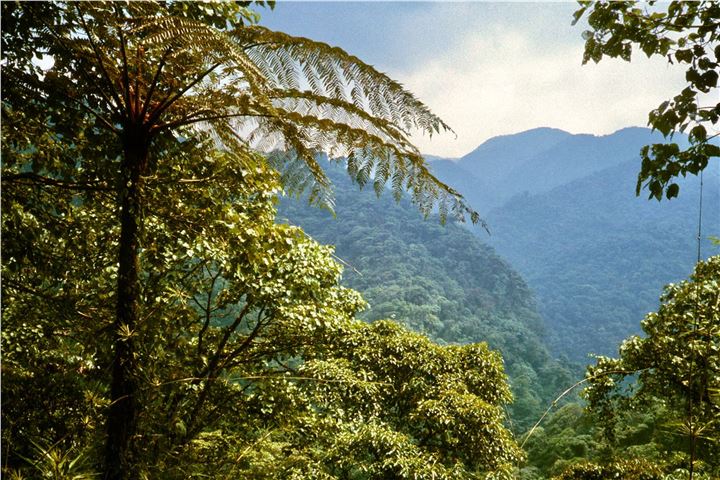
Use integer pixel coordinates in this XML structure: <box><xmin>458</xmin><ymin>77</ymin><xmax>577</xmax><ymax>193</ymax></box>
<box><xmin>262</xmin><ymin>2</ymin><xmax>692</xmax><ymax>158</ymax></box>
<box><xmin>398</xmin><ymin>25</ymin><xmax>687</xmax><ymax>158</ymax></box>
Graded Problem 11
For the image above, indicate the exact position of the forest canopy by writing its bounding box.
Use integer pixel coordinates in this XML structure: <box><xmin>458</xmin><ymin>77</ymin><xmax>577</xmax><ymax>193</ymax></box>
<box><xmin>2</xmin><ymin>1</ymin><xmax>719</xmax><ymax>479</ymax></box>
<box><xmin>1</xmin><ymin>1</ymin><xmax>510</xmax><ymax>479</ymax></box>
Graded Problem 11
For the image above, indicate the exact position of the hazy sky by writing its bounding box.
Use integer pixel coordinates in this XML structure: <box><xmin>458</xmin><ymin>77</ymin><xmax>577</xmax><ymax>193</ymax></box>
<box><xmin>261</xmin><ymin>1</ymin><xmax>687</xmax><ymax>158</ymax></box>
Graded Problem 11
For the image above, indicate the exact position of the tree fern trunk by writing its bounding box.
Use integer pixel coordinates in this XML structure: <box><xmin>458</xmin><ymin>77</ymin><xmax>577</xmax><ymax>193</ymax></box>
<box><xmin>105</xmin><ymin>131</ymin><xmax>148</xmax><ymax>480</ymax></box>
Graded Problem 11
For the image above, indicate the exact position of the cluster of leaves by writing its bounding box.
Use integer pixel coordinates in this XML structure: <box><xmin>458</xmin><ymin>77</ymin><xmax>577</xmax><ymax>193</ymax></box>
<box><xmin>553</xmin><ymin>458</ymin><xmax>717</xmax><ymax>480</ymax></box>
<box><xmin>580</xmin><ymin>255</ymin><xmax>720</xmax><ymax>478</ymax></box>
<box><xmin>552</xmin><ymin>458</ymin><xmax>665</xmax><ymax>480</ymax></box>
<box><xmin>237</xmin><ymin>320</ymin><xmax>523</xmax><ymax>479</ymax></box>
<box><xmin>2</xmin><ymin>132</ymin><xmax>522</xmax><ymax>478</ymax></box>
<box><xmin>576</xmin><ymin>1</ymin><xmax>720</xmax><ymax>200</ymax></box>
<box><xmin>519</xmin><ymin>404</ymin><xmax>601</xmax><ymax>479</ymax></box>
<box><xmin>279</xmin><ymin>161</ymin><xmax>576</xmax><ymax>433</ymax></box>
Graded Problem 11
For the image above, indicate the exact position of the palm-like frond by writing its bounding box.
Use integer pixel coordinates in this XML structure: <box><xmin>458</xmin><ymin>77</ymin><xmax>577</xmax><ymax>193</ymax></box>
<box><xmin>7</xmin><ymin>2</ymin><xmax>482</xmax><ymax>225</ymax></box>
<box><xmin>233</xmin><ymin>27</ymin><xmax>481</xmax><ymax>224</ymax></box>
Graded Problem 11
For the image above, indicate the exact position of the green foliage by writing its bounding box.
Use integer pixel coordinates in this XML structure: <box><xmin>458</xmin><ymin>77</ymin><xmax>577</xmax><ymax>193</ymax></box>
<box><xmin>2</xmin><ymin>2</ymin><xmax>490</xmax><ymax>478</ymax></box>
<box><xmin>8</xmin><ymin>440</ymin><xmax>96</xmax><ymax>480</ymax></box>
<box><xmin>487</xmin><ymin>155</ymin><xmax>719</xmax><ymax>363</ymax></box>
<box><xmin>522</xmin><ymin>257</ymin><xmax>720</xmax><ymax>478</ymax></box>
<box><xmin>576</xmin><ymin>1</ymin><xmax>720</xmax><ymax>200</ymax></box>
<box><xmin>2</xmin><ymin>146</ymin><xmax>522</xmax><ymax>478</ymax></box>
<box><xmin>582</xmin><ymin>256</ymin><xmax>720</xmax><ymax>476</ymax></box>
<box><xmin>279</xmin><ymin>161</ymin><xmax>575</xmax><ymax>433</ymax></box>
<box><xmin>521</xmin><ymin>404</ymin><xmax>601</xmax><ymax>478</ymax></box>
<box><xmin>522</xmin><ymin>398</ymin><xmax>698</xmax><ymax>478</ymax></box>
<box><xmin>244</xmin><ymin>320</ymin><xmax>524</xmax><ymax>479</ymax></box>
<box><xmin>552</xmin><ymin>458</ymin><xmax>664</xmax><ymax>480</ymax></box>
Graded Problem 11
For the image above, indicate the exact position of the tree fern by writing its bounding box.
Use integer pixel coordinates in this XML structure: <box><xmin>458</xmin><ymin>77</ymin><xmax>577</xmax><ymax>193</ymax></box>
<box><xmin>3</xmin><ymin>2</ymin><xmax>483</xmax><ymax>478</ymax></box>
<box><xmin>12</xmin><ymin>2</ymin><xmax>478</xmax><ymax>221</ymax></box>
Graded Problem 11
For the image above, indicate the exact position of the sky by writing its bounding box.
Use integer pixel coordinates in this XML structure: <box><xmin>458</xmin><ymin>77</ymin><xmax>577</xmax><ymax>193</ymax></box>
<box><xmin>260</xmin><ymin>1</ymin><xmax>688</xmax><ymax>158</ymax></box>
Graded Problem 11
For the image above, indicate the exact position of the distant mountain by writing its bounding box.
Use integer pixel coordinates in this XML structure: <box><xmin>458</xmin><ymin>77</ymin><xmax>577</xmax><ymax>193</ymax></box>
<box><xmin>430</xmin><ymin>127</ymin><xmax>669</xmax><ymax>212</ymax></box>
<box><xmin>459</xmin><ymin>127</ymin><xmax>572</xmax><ymax>186</ymax></box>
<box><xmin>426</xmin><ymin>126</ymin><xmax>718</xmax><ymax>362</ymax></box>
<box><xmin>278</xmin><ymin>163</ymin><xmax>573</xmax><ymax>430</ymax></box>
<box><xmin>429</xmin><ymin>127</ymin><xmax>572</xmax><ymax>212</ymax></box>
<box><xmin>487</xmin><ymin>156</ymin><xmax>719</xmax><ymax>361</ymax></box>
<box><xmin>427</xmin><ymin>158</ymin><xmax>492</xmax><ymax>210</ymax></box>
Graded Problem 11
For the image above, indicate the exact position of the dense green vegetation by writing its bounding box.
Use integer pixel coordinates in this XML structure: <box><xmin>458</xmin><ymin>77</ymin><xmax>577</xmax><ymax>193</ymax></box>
<box><xmin>488</xmin><ymin>155</ymin><xmax>719</xmax><ymax>361</ymax></box>
<box><xmin>582</xmin><ymin>255</ymin><xmax>720</xmax><ymax>478</ymax></box>
<box><xmin>428</xmin><ymin>128</ymin><xmax>719</xmax><ymax>363</ymax></box>
<box><xmin>3</xmin><ymin>203</ymin><xmax>524</xmax><ymax>478</ymax></box>
<box><xmin>519</xmin><ymin>255</ymin><xmax>720</xmax><ymax>479</ymax></box>
<box><xmin>3</xmin><ymin>1</ymin><xmax>719</xmax><ymax>479</ymax></box>
<box><xmin>521</xmin><ymin>395</ymin><xmax>712</xmax><ymax>478</ymax></box>
<box><xmin>1</xmin><ymin>2</ymin><xmax>498</xmax><ymax>479</ymax></box>
<box><xmin>280</xmin><ymin>162</ymin><xmax>574</xmax><ymax>431</ymax></box>
<box><xmin>280</xmin><ymin>163</ymin><xmax>720</xmax><ymax>478</ymax></box>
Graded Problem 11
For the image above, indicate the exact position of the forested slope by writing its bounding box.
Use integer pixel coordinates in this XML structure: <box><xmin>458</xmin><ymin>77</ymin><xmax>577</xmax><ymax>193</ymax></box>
<box><xmin>487</xmin><ymin>156</ymin><xmax>719</xmax><ymax>361</ymax></box>
<box><xmin>427</xmin><ymin>127</ymin><xmax>718</xmax><ymax>362</ymax></box>
<box><xmin>279</xmin><ymin>163</ymin><xmax>573</xmax><ymax>429</ymax></box>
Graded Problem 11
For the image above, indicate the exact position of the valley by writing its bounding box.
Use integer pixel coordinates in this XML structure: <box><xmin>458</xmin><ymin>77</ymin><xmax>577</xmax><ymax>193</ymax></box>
<box><xmin>280</xmin><ymin>127</ymin><xmax>720</xmax><ymax>476</ymax></box>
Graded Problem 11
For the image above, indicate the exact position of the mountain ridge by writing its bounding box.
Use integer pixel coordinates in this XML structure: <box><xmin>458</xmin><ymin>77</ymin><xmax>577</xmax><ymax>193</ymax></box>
<box><xmin>486</xmin><ymin>154</ymin><xmax>719</xmax><ymax>360</ymax></box>
<box><xmin>425</xmin><ymin>126</ymin><xmax>718</xmax><ymax>362</ymax></box>
<box><xmin>428</xmin><ymin>126</ymin><xmax>672</xmax><ymax>212</ymax></box>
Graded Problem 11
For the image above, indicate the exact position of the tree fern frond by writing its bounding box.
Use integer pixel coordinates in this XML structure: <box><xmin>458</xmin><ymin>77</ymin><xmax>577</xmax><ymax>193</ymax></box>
<box><xmin>267</xmin><ymin>89</ymin><xmax>413</xmax><ymax>145</ymax></box>
<box><xmin>300</xmin><ymin>60</ymin><xmax>324</xmax><ymax>97</ymax></box>
<box><xmin>350</xmin><ymin>85</ymin><xmax>366</xmax><ymax>112</ymax></box>
<box><xmin>139</xmin><ymin>14</ymin><xmax>474</xmax><ymax>223</ymax></box>
<box><xmin>29</xmin><ymin>3</ymin><xmax>480</xmax><ymax>225</ymax></box>
<box><xmin>236</xmin><ymin>26</ymin><xmax>453</xmax><ymax>136</ymax></box>
<box><xmin>438</xmin><ymin>193</ymin><xmax>450</xmax><ymax>224</ymax></box>
<box><xmin>307</xmin><ymin>180</ymin><xmax>336</xmax><ymax>213</ymax></box>
<box><xmin>373</xmin><ymin>150</ymin><xmax>391</xmax><ymax>197</ymax></box>
<box><xmin>133</xmin><ymin>15</ymin><xmax>270</xmax><ymax>97</ymax></box>
<box><xmin>346</xmin><ymin>151</ymin><xmax>359</xmax><ymax>180</ymax></box>
<box><xmin>267</xmin><ymin>150</ymin><xmax>335</xmax><ymax>212</ymax></box>
<box><xmin>391</xmin><ymin>161</ymin><xmax>407</xmax><ymax>202</ymax></box>
<box><xmin>357</xmin><ymin>155</ymin><xmax>373</xmax><ymax>189</ymax></box>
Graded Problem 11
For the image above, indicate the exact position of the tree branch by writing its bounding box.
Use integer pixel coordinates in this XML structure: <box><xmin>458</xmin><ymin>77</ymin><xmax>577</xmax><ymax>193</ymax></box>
<box><xmin>154</xmin><ymin>111</ymin><xmax>272</xmax><ymax>132</ymax></box>
<box><xmin>2</xmin><ymin>172</ymin><xmax>114</xmax><ymax>191</ymax></box>
<box><xmin>197</xmin><ymin>270</ymin><xmax>222</xmax><ymax>357</ymax></box>
<box><xmin>146</xmin><ymin>62</ymin><xmax>222</xmax><ymax>126</ymax></box>
<box><xmin>185</xmin><ymin>302</ymin><xmax>261</xmax><ymax>436</ymax></box>
<box><xmin>218</xmin><ymin>307</ymin><xmax>268</xmax><ymax>371</ymax></box>
<box><xmin>113</xmin><ymin>3</ymin><xmax>132</xmax><ymax>118</ymax></box>
<box><xmin>74</xmin><ymin>4</ymin><xmax>125</xmax><ymax>114</ymax></box>
<box><xmin>139</xmin><ymin>45</ymin><xmax>173</xmax><ymax>122</ymax></box>
<box><xmin>65</xmin><ymin>94</ymin><xmax>120</xmax><ymax>133</ymax></box>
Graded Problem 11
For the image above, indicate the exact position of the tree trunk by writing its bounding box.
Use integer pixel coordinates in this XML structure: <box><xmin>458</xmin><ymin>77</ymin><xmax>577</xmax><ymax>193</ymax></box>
<box><xmin>105</xmin><ymin>130</ymin><xmax>148</xmax><ymax>480</ymax></box>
